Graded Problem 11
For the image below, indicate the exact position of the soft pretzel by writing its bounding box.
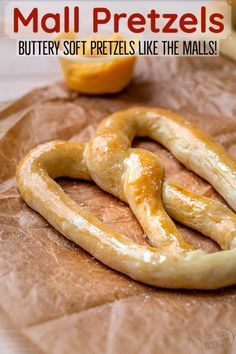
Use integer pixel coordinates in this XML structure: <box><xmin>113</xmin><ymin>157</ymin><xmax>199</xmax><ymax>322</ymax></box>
<box><xmin>16</xmin><ymin>108</ymin><xmax>236</xmax><ymax>289</ymax></box>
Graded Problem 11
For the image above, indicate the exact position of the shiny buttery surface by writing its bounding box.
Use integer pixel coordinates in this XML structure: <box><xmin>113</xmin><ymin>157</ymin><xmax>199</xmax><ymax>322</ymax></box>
<box><xmin>16</xmin><ymin>107</ymin><xmax>236</xmax><ymax>290</ymax></box>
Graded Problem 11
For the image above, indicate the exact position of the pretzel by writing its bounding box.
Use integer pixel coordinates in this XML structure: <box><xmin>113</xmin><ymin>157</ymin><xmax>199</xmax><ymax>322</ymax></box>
<box><xmin>16</xmin><ymin>108</ymin><xmax>236</xmax><ymax>290</ymax></box>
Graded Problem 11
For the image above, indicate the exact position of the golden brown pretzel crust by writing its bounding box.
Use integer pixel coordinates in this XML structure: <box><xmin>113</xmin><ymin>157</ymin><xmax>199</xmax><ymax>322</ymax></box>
<box><xmin>16</xmin><ymin>108</ymin><xmax>236</xmax><ymax>289</ymax></box>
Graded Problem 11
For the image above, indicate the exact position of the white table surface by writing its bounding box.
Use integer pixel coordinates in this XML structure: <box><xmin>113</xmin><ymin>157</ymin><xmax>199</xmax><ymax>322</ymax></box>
<box><xmin>0</xmin><ymin>39</ymin><xmax>61</xmax><ymax>102</ymax></box>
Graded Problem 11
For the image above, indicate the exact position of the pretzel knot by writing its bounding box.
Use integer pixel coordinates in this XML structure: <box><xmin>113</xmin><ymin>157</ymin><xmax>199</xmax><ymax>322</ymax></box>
<box><xmin>16</xmin><ymin>108</ymin><xmax>236</xmax><ymax>289</ymax></box>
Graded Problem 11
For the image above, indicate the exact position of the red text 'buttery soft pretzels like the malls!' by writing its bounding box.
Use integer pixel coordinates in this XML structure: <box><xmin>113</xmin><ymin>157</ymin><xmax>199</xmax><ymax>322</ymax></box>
<box><xmin>16</xmin><ymin>108</ymin><xmax>236</xmax><ymax>290</ymax></box>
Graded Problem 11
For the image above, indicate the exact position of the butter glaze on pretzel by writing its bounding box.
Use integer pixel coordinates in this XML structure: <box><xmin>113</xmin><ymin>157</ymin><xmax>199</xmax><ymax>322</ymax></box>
<box><xmin>16</xmin><ymin>108</ymin><xmax>236</xmax><ymax>289</ymax></box>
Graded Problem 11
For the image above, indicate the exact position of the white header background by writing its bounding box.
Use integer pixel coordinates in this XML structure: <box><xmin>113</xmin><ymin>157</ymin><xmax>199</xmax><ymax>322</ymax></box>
<box><xmin>2</xmin><ymin>0</ymin><xmax>231</xmax><ymax>39</ymax></box>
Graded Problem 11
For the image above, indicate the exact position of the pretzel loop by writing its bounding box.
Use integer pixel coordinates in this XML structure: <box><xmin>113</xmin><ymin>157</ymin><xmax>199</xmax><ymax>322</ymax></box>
<box><xmin>16</xmin><ymin>108</ymin><xmax>236</xmax><ymax>289</ymax></box>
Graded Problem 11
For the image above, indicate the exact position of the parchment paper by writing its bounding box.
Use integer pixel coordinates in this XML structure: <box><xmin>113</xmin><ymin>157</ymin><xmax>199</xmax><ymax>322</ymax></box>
<box><xmin>0</xmin><ymin>56</ymin><xmax>236</xmax><ymax>354</ymax></box>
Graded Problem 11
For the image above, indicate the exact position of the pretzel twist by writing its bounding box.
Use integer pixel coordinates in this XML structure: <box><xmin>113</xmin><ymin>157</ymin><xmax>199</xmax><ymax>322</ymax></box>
<box><xmin>16</xmin><ymin>108</ymin><xmax>236</xmax><ymax>289</ymax></box>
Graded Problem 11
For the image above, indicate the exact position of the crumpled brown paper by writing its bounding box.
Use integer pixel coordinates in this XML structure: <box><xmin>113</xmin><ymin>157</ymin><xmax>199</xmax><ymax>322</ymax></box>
<box><xmin>0</xmin><ymin>56</ymin><xmax>236</xmax><ymax>354</ymax></box>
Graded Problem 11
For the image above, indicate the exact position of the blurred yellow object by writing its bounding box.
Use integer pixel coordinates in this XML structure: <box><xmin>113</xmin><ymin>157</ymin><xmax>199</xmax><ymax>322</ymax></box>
<box><xmin>60</xmin><ymin>56</ymin><xmax>136</xmax><ymax>94</ymax></box>
<box><xmin>58</xmin><ymin>33</ymin><xmax>136</xmax><ymax>95</ymax></box>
